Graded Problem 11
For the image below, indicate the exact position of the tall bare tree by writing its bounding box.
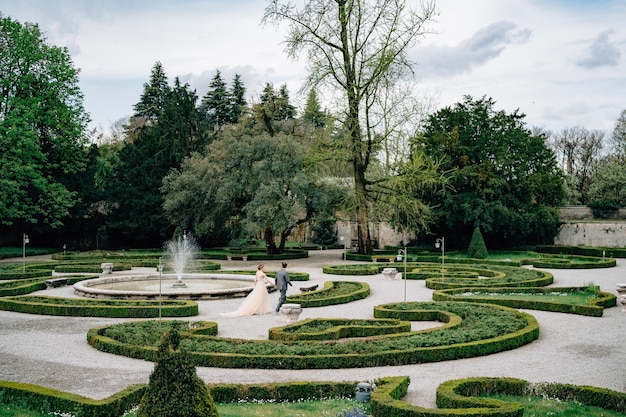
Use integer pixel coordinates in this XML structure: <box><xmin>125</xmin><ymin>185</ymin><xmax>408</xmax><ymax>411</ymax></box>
<box><xmin>264</xmin><ymin>0</ymin><xmax>437</xmax><ymax>253</ymax></box>
<box><xmin>549</xmin><ymin>126</ymin><xmax>604</xmax><ymax>204</ymax></box>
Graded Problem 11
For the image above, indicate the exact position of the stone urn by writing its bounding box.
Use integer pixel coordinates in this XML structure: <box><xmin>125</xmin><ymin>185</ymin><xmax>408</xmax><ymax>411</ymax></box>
<box><xmin>100</xmin><ymin>263</ymin><xmax>113</xmax><ymax>274</ymax></box>
<box><xmin>279</xmin><ymin>303</ymin><xmax>302</xmax><ymax>322</ymax></box>
<box><xmin>616</xmin><ymin>284</ymin><xmax>626</xmax><ymax>312</ymax></box>
<box><xmin>382</xmin><ymin>267</ymin><xmax>398</xmax><ymax>279</ymax></box>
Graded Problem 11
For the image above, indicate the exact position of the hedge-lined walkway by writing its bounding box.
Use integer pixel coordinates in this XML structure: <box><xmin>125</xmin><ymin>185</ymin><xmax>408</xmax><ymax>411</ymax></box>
<box><xmin>0</xmin><ymin>249</ymin><xmax>623</xmax><ymax>409</ymax></box>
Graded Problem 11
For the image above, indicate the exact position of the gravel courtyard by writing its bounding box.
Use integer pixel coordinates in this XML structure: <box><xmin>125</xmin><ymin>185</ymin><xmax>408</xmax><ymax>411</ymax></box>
<box><xmin>0</xmin><ymin>249</ymin><xmax>624</xmax><ymax>408</ymax></box>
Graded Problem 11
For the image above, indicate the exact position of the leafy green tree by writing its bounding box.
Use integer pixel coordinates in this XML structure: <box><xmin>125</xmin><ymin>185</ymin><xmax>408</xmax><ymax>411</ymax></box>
<box><xmin>162</xmin><ymin>129</ymin><xmax>341</xmax><ymax>253</ymax></box>
<box><xmin>467</xmin><ymin>226</ymin><xmax>488</xmax><ymax>259</ymax></box>
<box><xmin>264</xmin><ymin>0</ymin><xmax>437</xmax><ymax>253</ymax></box>
<box><xmin>610</xmin><ymin>109</ymin><xmax>626</xmax><ymax>160</ymax></box>
<box><xmin>133</xmin><ymin>61</ymin><xmax>170</xmax><ymax>122</ymax></box>
<box><xmin>420</xmin><ymin>96</ymin><xmax>564</xmax><ymax>248</ymax></box>
<box><xmin>0</xmin><ymin>15</ymin><xmax>89</xmax><ymax>238</ymax></box>
<box><xmin>138</xmin><ymin>330</ymin><xmax>219</xmax><ymax>417</ymax></box>
<box><xmin>587</xmin><ymin>156</ymin><xmax>626</xmax><ymax>211</ymax></box>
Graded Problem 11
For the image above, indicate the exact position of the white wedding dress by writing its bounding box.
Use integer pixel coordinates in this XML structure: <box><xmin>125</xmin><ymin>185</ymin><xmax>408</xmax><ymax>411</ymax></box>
<box><xmin>220</xmin><ymin>271</ymin><xmax>274</xmax><ymax>317</ymax></box>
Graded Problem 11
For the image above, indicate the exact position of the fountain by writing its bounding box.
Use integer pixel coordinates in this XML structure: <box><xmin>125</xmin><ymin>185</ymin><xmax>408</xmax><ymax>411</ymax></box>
<box><xmin>166</xmin><ymin>233</ymin><xmax>198</xmax><ymax>288</ymax></box>
<box><xmin>72</xmin><ymin>233</ymin><xmax>270</xmax><ymax>300</ymax></box>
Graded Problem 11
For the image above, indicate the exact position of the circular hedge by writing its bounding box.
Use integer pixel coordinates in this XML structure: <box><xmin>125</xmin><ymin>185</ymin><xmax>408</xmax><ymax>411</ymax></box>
<box><xmin>87</xmin><ymin>301</ymin><xmax>539</xmax><ymax>369</ymax></box>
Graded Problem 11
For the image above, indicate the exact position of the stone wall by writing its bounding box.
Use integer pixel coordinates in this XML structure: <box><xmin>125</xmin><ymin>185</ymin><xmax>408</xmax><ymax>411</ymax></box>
<box><xmin>555</xmin><ymin>222</ymin><xmax>626</xmax><ymax>247</ymax></box>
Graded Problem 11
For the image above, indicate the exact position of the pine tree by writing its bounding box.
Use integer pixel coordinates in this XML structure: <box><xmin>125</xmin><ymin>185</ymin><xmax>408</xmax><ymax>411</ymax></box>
<box><xmin>229</xmin><ymin>74</ymin><xmax>247</xmax><ymax>123</ymax></box>
<box><xmin>302</xmin><ymin>89</ymin><xmax>327</xmax><ymax>128</ymax></box>
<box><xmin>198</xmin><ymin>70</ymin><xmax>231</xmax><ymax>127</ymax></box>
<box><xmin>134</xmin><ymin>62</ymin><xmax>170</xmax><ymax>122</ymax></box>
<box><xmin>137</xmin><ymin>329</ymin><xmax>220</xmax><ymax>417</ymax></box>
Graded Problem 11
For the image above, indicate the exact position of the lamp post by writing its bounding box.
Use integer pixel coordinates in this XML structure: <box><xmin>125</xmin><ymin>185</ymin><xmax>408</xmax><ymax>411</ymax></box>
<box><xmin>397</xmin><ymin>247</ymin><xmax>408</xmax><ymax>302</ymax></box>
<box><xmin>435</xmin><ymin>237</ymin><xmax>445</xmax><ymax>283</ymax></box>
<box><xmin>158</xmin><ymin>257</ymin><xmax>164</xmax><ymax>322</ymax></box>
<box><xmin>22</xmin><ymin>233</ymin><xmax>29</xmax><ymax>273</ymax></box>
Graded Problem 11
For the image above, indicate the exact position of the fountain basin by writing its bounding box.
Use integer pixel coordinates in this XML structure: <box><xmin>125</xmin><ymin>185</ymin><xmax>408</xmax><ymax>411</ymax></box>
<box><xmin>74</xmin><ymin>273</ymin><xmax>262</xmax><ymax>300</ymax></box>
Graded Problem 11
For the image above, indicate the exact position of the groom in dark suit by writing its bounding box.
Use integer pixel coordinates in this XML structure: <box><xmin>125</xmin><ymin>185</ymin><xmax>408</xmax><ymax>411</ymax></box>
<box><xmin>275</xmin><ymin>261</ymin><xmax>292</xmax><ymax>314</ymax></box>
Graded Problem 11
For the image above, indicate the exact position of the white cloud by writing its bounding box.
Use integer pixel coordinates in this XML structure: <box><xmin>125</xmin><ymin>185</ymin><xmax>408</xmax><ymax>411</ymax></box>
<box><xmin>576</xmin><ymin>30</ymin><xmax>622</xmax><ymax>68</ymax></box>
<box><xmin>1</xmin><ymin>0</ymin><xmax>624</xmax><ymax>135</ymax></box>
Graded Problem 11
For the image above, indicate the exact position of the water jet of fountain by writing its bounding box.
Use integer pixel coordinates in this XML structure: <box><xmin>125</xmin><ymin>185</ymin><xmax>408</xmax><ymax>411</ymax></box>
<box><xmin>165</xmin><ymin>232</ymin><xmax>198</xmax><ymax>288</ymax></box>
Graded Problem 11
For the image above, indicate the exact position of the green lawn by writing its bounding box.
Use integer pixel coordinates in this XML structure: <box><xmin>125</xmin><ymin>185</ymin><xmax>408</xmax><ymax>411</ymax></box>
<box><xmin>0</xmin><ymin>398</ymin><xmax>370</xmax><ymax>417</ymax></box>
<box><xmin>483</xmin><ymin>394</ymin><xmax>625</xmax><ymax>417</ymax></box>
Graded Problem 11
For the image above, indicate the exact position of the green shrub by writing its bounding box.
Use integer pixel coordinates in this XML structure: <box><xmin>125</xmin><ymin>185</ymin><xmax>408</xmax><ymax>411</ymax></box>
<box><xmin>138</xmin><ymin>329</ymin><xmax>219</xmax><ymax>417</ymax></box>
<box><xmin>467</xmin><ymin>227</ymin><xmax>488</xmax><ymax>259</ymax></box>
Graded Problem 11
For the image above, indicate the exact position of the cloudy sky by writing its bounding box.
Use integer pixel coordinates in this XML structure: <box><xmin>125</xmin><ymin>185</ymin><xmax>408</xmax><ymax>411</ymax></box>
<box><xmin>2</xmin><ymin>0</ymin><xmax>624</xmax><ymax>136</ymax></box>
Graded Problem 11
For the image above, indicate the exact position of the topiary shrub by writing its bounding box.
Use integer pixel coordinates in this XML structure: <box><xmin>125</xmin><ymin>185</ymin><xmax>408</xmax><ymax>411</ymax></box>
<box><xmin>137</xmin><ymin>329</ymin><xmax>219</xmax><ymax>417</ymax></box>
<box><xmin>467</xmin><ymin>227</ymin><xmax>488</xmax><ymax>259</ymax></box>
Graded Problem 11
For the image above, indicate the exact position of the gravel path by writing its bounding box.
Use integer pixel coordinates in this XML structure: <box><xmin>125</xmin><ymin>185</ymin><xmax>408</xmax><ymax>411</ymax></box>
<box><xmin>0</xmin><ymin>250</ymin><xmax>624</xmax><ymax>408</ymax></box>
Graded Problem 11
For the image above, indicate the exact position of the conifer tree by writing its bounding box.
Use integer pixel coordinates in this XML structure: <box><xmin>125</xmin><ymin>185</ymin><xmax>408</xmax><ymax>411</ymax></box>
<box><xmin>198</xmin><ymin>70</ymin><xmax>231</xmax><ymax>127</ymax></box>
<box><xmin>467</xmin><ymin>226</ymin><xmax>488</xmax><ymax>259</ymax></box>
<box><xmin>137</xmin><ymin>329</ymin><xmax>219</xmax><ymax>417</ymax></box>
<box><xmin>134</xmin><ymin>61</ymin><xmax>170</xmax><ymax>122</ymax></box>
<box><xmin>302</xmin><ymin>89</ymin><xmax>327</xmax><ymax>128</ymax></box>
<box><xmin>229</xmin><ymin>73</ymin><xmax>247</xmax><ymax>123</ymax></box>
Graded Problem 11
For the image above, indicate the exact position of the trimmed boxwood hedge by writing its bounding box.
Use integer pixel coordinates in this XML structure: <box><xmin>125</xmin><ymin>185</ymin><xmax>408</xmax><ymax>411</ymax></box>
<box><xmin>432</xmin><ymin>286</ymin><xmax>617</xmax><ymax>317</ymax></box>
<box><xmin>0</xmin><ymin>295</ymin><xmax>199</xmax><ymax>318</ymax></box>
<box><xmin>0</xmin><ymin>378</ymin><xmax>356</xmax><ymax>417</ymax></box>
<box><xmin>268</xmin><ymin>318</ymin><xmax>412</xmax><ymax>341</ymax></box>
<box><xmin>286</xmin><ymin>281</ymin><xmax>370</xmax><ymax>307</ymax></box>
<box><xmin>207</xmin><ymin>380</ymin><xmax>356</xmax><ymax>403</ymax></box>
<box><xmin>0</xmin><ymin>380</ymin><xmax>146</xmax><ymax>417</ymax></box>
<box><xmin>535</xmin><ymin>244</ymin><xmax>626</xmax><ymax>258</ymax></box>
<box><xmin>371</xmin><ymin>375</ymin><xmax>625</xmax><ymax>416</ymax></box>
<box><xmin>2</xmin><ymin>375</ymin><xmax>622</xmax><ymax>417</ymax></box>
<box><xmin>371</xmin><ymin>376</ymin><xmax>524</xmax><ymax>417</ymax></box>
<box><xmin>88</xmin><ymin>302</ymin><xmax>539</xmax><ymax>369</ymax></box>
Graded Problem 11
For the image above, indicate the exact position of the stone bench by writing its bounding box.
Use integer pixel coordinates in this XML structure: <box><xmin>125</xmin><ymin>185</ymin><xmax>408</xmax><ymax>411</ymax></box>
<box><xmin>371</xmin><ymin>255</ymin><xmax>395</xmax><ymax>263</ymax></box>
<box><xmin>279</xmin><ymin>303</ymin><xmax>302</xmax><ymax>323</ymax></box>
<box><xmin>226</xmin><ymin>254</ymin><xmax>248</xmax><ymax>261</ymax></box>
<box><xmin>299</xmin><ymin>284</ymin><xmax>319</xmax><ymax>293</ymax></box>
<box><xmin>45</xmin><ymin>278</ymin><xmax>69</xmax><ymax>288</ymax></box>
<box><xmin>101</xmin><ymin>263</ymin><xmax>113</xmax><ymax>274</ymax></box>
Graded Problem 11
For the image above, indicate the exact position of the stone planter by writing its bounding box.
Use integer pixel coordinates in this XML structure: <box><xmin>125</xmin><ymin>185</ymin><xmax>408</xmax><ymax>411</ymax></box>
<box><xmin>382</xmin><ymin>268</ymin><xmax>398</xmax><ymax>279</ymax></box>
<box><xmin>100</xmin><ymin>263</ymin><xmax>113</xmax><ymax>274</ymax></box>
<box><xmin>279</xmin><ymin>303</ymin><xmax>302</xmax><ymax>323</ymax></box>
<box><xmin>616</xmin><ymin>284</ymin><xmax>626</xmax><ymax>313</ymax></box>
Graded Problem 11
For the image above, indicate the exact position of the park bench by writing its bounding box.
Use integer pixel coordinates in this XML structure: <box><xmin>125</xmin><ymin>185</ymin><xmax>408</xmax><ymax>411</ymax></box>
<box><xmin>226</xmin><ymin>254</ymin><xmax>249</xmax><ymax>261</ymax></box>
<box><xmin>45</xmin><ymin>278</ymin><xmax>69</xmax><ymax>288</ymax></box>
<box><xmin>299</xmin><ymin>284</ymin><xmax>319</xmax><ymax>292</ymax></box>
<box><xmin>371</xmin><ymin>255</ymin><xmax>396</xmax><ymax>263</ymax></box>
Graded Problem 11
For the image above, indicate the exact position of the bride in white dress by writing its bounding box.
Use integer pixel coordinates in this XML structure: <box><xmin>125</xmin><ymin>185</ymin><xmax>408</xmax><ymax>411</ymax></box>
<box><xmin>221</xmin><ymin>264</ymin><xmax>275</xmax><ymax>317</ymax></box>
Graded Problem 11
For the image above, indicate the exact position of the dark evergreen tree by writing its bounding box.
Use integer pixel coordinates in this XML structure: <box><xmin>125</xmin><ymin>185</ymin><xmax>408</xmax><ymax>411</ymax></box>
<box><xmin>302</xmin><ymin>89</ymin><xmax>327</xmax><ymax>128</ymax></box>
<box><xmin>137</xmin><ymin>330</ymin><xmax>219</xmax><ymax>417</ymax></box>
<box><xmin>229</xmin><ymin>73</ymin><xmax>247</xmax><ymax>123</ymax></box>
<box><xmin>277</xmin><ymin>84</ymin><xmax>297</xmax><ymax>120</ymax></box>
<box><xmin>107</xmin><ymin>77</ymin><xmax>201</xmax><ymax>247</ymax></box>
<box><xmin>133</xmin><ymin>61</ymin><xmax>170</xmax><ymax>122</ymax></box>
<box><xmin>252</xmin><ymin>83</ymin><xmax>297</xmax><ymax>136</ymax></box>
<box><xmin>198</xmin><ymin>70</ymin><xmax>231</xmax><ymax>127</ymax></box>
<box><xmin>467</xmin><ymin>226</ymin><xmax>488</xmax><ymax>259</ymax></box>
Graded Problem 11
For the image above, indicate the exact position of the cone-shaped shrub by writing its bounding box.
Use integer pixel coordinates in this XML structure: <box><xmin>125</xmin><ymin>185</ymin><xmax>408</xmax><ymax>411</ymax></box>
<box><xmin>467</xmin><ymin>226</ymin><xmax>488</xmax><ymax>259</ymax></box>
<box><xmin>137</xmin><ymin>329</ymin><xmax>219</xmax><ymax>417</ymax></box>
